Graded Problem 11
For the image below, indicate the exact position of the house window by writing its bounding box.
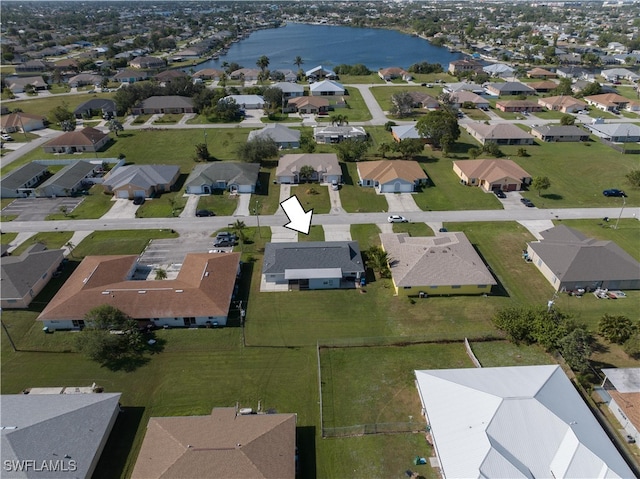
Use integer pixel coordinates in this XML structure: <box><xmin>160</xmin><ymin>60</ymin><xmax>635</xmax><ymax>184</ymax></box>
<box><xmin>403</xmin><ymin>286</ymin><xmax>411</xmax><ymax>289</ymax></box>
<box><xmin>452</xmin><ymin>285</ymin><xmax>461</xmax><ymax>289</ymax></box>
<box><xmin>72</xmin><ymin>320</ymin><xmax>85</xmax><ymax>328</ymax></box>
<box><xmin>477</xmin><ymin>285</ymin><xmax>487</xmax><ymax>288</ymax></box>
<box><xmin>430</xmin><ymin>286</ymin><xmax>438</xmax><ymax>289</ymax></box>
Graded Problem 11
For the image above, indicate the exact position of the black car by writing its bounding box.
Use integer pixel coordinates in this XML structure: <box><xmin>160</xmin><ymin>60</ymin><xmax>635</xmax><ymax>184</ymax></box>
<box><xmin>494</xmin><ymin>190</ymin><xmax>506</xmax><ymax>199</ymax></box>
<box><xmin>520</xmin><ymin>198</ymin><xmax>534</xmax><ymax>207</ymax></box>
<box><xmin>603</xmin><ymin>189</ymin><xmax>626</xmax><ymax>197</ymax></box>
<box><xmin>196</xmin><ymin>209</ymin><xmax>215</xmax><ymax>217</ymax></box>
<box><xmin>213</xmin><ymin>238</ymin><xmax>236</xmax><ymax>247</ymax></box>
<box><xmin>132</xmin><ymin>197</ymin><xmax>145</xmax><ymax>205</ymax></box>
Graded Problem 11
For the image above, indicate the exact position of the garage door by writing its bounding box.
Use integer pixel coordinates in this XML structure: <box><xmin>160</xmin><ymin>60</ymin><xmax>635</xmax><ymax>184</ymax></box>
<box><xmin>133</xmin><ymin>190</ymin><xmax>145</xmax><ymax>198</ymax></box>
<box><xmin>117</xmin><ymin>190</ymin><xmax>129</xmax><ymax>198</ymax></box>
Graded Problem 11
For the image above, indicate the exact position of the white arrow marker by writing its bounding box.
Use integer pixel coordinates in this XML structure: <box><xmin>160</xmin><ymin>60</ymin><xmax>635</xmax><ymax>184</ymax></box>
<box><xmin>280</xmin><ymin>195</ymin><xmax>313</xmax><ymax>235</ymax></box>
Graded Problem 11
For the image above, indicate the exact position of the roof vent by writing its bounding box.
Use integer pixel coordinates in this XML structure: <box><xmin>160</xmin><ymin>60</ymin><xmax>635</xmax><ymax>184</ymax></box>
<box><xmin>102</xmin><ymin>291</ymin><xmax>110</xmax><ymax>295</ymax></box>
<box><xmin>175</xmin><ymin>290</ymin><xmax>184</xmax><ymax>293</ymax></box>
<box><xmin>138</xmin><ymin>290</ymin><xmax>146</xmax><ymax>294</ymax></box>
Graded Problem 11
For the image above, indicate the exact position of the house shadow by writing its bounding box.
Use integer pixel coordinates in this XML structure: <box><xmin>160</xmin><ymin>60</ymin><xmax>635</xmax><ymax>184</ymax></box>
<box><xmin>227</xmin><ymin>260</ymin><xmax>254</xmax><ymax>328</ymax></box>
<box><xmin>339</xmin><ymin>162</ymin><xmax>354</xmax><ymax>185</ymax></box>
<box><xmin>297</xmin><ymin>426</ymin><xmax>317</xmax><ymax>479</ymax></box>
<box><xmin>256</xmin><ymin>171</ymin><xmax>271</xmax><ymax>197</ymax></box>
<box><xmin>92</xmin><ymin>406</ymin><xmax>145</xmax><ymax>479</ymax></box>
<box><xmin>470</xmin><ymin>244</ymin><xmax>510</xmax><ymax>298</ymax></box>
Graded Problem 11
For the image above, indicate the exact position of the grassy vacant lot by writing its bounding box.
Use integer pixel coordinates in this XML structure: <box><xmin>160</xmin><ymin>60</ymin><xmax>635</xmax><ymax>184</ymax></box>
<box><xmin>370</xmin><ymin>85</ymin><xmax>438</xmax><ymax>112</ymax></box>
<box><xmin>392</xmin><ymin>222</ymin><xmax>434</xmax><ymax>236</ymax></box>
<box><xmin>9</xmin><ymin>231</ymin><xmax>73</xmax><ymax>256</ymax></box>
<box><xmin>300</xmin><ymin>225</ymin><xmax>324</xmax><ymax>242</ymax></box>
<box><xmin>339</xmin><ymin>162</ymin><xmax>389</xmax><ymax>213</ymax></box>
<box><xmin>46</xmin><ymin>186</ymin><xmax>114</xmax><ymax>220</ymax></box>
<box><xmin>7</xmin><ymin>92</ymin><xmax>116</xmax><ymax>118</ymax></box>
<box><xmin>315</xmin><ymin>87</ymin><xmax>371</xmax><ymax>123</ymax></box>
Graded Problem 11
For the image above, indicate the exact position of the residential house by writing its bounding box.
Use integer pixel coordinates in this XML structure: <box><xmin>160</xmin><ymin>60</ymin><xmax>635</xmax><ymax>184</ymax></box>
<box><xmin>526</xmin><ymin>225</ymin><xmax>640</xmax><ymax>291</ymax></box>
<box><xmin>36</xmin><ymin>160</ymin><xmax>101</xmax><ymax>197</ymax></box>
<box><xmin>154</xmin><ymin>69</ymin><xmax>188</xmax><ymax>85</ymax></box>
<box><xmin>102</xmin><ymin>164</ymin><xmax>180</xmax><ymax>199</ymax></box>
<box><xmin>286</xmin><ymin>96</ymin><xmax>329</xmax><ymax>115</ymax></box>
<box><xmin>271</xmin><ymin>82</ymin><xmax>304</xmax><ymax>99</ymax></box>
<box><xmin>407</xmin><ymin>92</ymin><xmax>440</xmax><ymax>110</ymax></box>
<box><xmin>415</xmin><ymin>365</ymin><xmax>636</xmax><ymax>479</ymax></box>
<box><xmin>261</xmin><ymin>241</ymin><xmax>364</xmax><ymax>290</ymax></box>
<box><xmin>584</xmin><ymin>93</ymin><xmax>630</xmax><ymax>112</ymax></box>
<box><xmin>184</xmin><ymin>162</ymin><xmax>260</xmax><ymax>194</ymax></box>
<box><xmin>42</xmin><ymin>127</ymin><xmax>110</xmax><ymax>154</ymax></box>
<box><xmin>1</xmin><ymin>392</ymin><xmax>122</xmax><ymax>479</ymax></box>
<box><xmin>527</xmin><ymin>67</ymin><xmax>557</xmax><ymax>79</ymax></box>
<box><xmin>391</xmin><ymin>124</ymin><xmax>422</xmax><ymax>142</ymax></box>
<box><xmin>222</xmin><ymin>95</ymin><xmax>265</xmax><ymax>110</ymax></box>
<box><xmin>229</xmin><ymin>68</ymin><xmax>260</xmax><ymax>81</ymax></box>
<box><xmin>449</xmin><ymin>91</ymin><xmax>489</xmax><ymax>110</ymax></box>
<box><xmin>1</xmin><ymin>162</ymin><xmax>50</xmax><ymax>198</ymax></box>
<box><xmin>485</xmin><ymin>82</ymin><xmax>536</xmax><ymax>97</ymax></box>
<box><xmin>464</xmin><ymin>123</ymin><xmax>535</xmax><ymax>146</ymax></box>
<box><xmin>276</xmin><ymin>153</ymin><xmax>341</xmax><ymax>184</ymax></box>
<box><xmin>68</xmin><ymin>73</ymin><xmax>103</xmax><ymax>88</ymax></box>
<box><xmin>54</xmin><ymin>58</ymin><xmax>80</xmax><ymax>72</ymax></box>
<box><xmin>357</xmin><ymin>160</ymin><xmax>427</xmax><ymax>193</ymax></box>
<box><xmin>310</xmin><ymin>80</ymin><xmax>345</xmax><ymax>97</ymax></box>
<box><xmin>530</xmin><ymin>125</ymin><xmax>590</xmax><ymax>142</ymax></box>
<box><xmin>6</xmin><ymin>76</ymin><xmax>48</xmax><ymax>94</ymax></box>
<box><xmin>113</xmin><ymin>69</ymin><xmax>148</xmax><ymax>83</ymax></box>
<box><xmin>556</xmin><ymin>67</ymin><xmax>595</xmax><ymax>81</ymax></box>
<box><xmin>313</xmin><ymin>125</ymin><xmax>366</xmax><ymax>144</ymax></box>
<box><xmin>273</xmin><ymin>69</ymin><xmax>298</xmax><ymax>82</ymax></box>
<box><xmin>527</xmin><ymin>80</ymin><xmax>558</xmax><ymax>93</ymax></box>
<box><xmin>483</xmin><ymin>63</ymin><xmax>515</xmax><ymax>78</ymax></box>
<box><xmin>380</xmin><ymin>232</ymin><xmax>496</xmax><ymax>296</ymax></box>
<box><xmin>74</xmin><ymin>98</ymin><xmax>117</xmax><ymax>119</ymax></box>
<box><xmin>443</xmin><ymin>83</ymin><xmax>486</xmax><ymax>96</ymax></box>
<box><xmin>0</xmin><ymin>112</ymin><xmax>46</xmax><ymax>133</ymax></box>
<box><xmin>588</xmin><ymin>123</ymin><xmax>640</xmax><ymax>142</ymax></box>
<box><xmin>1</xmin><ymin>244</ymin><xmax>64</xmax><ymax>309</ymax></box>
<box><xmin>15</xmin><ymin>60</ymin><xmax>51</xmax><ymax>73</ymax></box>
<box><xmin>305</xmin><ymin>65</ymin><xmax>337</xmax><ymax>81</ymax></box>
<box><xmin>537</xmin><ymin>95</ymin><xmax>587</xmax><ymax>113</ymax></box>
<box><xmin>600</xmin><ymin>368</ymin><xmax>640</xmax><ymax>445</ymax></box>
<box><xmin>131</xmin><ymin>407</ymin><xmax>296</xmax><ymax>479</ymax></box>
<box><xmin>495</xmin><ymin>100</ymin><xmax>543</xmax><ymax>112</ymax></box>
<box><xmin>601</xmin><ymin>68</ymin><xmax>640</xmax><ymax>82</ymax></box>
<box><xmin>131</xmin><ymin>96</ymin><xmax>195</xmax><ymax>115</ymax></box>
<box><xmin>378</xmin><ymin>67</ymin><xmax>412</xmax><ymax>81</ymax></box>
<box><xmin>37</xmin><ymin>252</ymin><xmax>241</xmax><ymax>330</ymax></box>
<box><xmin>129</xmin><ymin>56</ymin><xmax>165</xmax><ymax>69</ymax></box>
<box><xmin>453</xmin><ymin>158</ymin><xmax>532</xmax><ymax>192</ymax></box>
<box><xmin>247</xmin><ymin>123</ymin><xmax>300</xmax><ymax>149</ymax></box>
<box><xmin>191</xmin><ymin>69</ymin><xmax>223</xmax><ymax>81</ymax></box>
<box><xmin>448</xmin><ymin>59</ymin><xmax>483</xmax><ymax>75</ymax></box>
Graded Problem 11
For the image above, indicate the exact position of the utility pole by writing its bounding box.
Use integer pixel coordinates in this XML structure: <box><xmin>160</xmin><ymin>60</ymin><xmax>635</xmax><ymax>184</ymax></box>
<box><xmin>613</xmin><ymin>195</ymin><xmax>626</xmax><ymax>230</ymax></box>
<box><xmin>254</xmin><ymin>199</ymin><xmax>261</xmax><ymax>238</ymax></box>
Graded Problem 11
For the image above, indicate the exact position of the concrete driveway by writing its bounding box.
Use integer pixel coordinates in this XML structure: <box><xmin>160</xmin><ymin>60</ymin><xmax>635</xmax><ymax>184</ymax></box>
<box><xmin>100</xmin><ymin>199</ymin><xmax>139</xmax><ymax>219</ymax></box>
<box><xmin>327</xmin><ymin>185</ymin><xmax>345</xmax><ymax>214</ymax></box>
<box><xmin>270</xmin><ymin>226</ymin><xmax>298</xmax><ymax>242</ymax></box>
<box><xmin>138</xmin><ymin>236</ymin><xmax>214</xmax><ymax>266</ymax></box>
<box><xmin>384</xmin><ymin>193</ymin><xmax>420</xmax><ymax>212</ymax></box>
<box><xmin>234</xmin><ymin>194</ymin><xmax>251</xmax><ymax>216</ymax></box>
<box><xmin>179</xmin><ymin>195</ymin><xmax>199</xmax><ymax>218</ymax></box>
<box><xmin>323</xmin><ymin>224</ymin><xmax>352</xmax><ymax>241</ymax></box>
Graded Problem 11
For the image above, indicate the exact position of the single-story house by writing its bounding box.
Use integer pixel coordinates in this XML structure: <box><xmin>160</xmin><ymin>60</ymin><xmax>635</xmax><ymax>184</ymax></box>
<box><xmin>556</xmin><ymin>67</ymin><xmax>595</xmax><ymax>81</ymax></box>
<box><xmin>443</xmin><ymin>83</ymin><xmax>485</xmax><ymax>96</ymax></box>
<box><xmin>537</xmin><ymin>95</ymin><xmax>587</xmax><ymax>113</ymax></box>
<box><xmin>42</xmin><ymin>127</ymin><xmax>110</xmax><ymax>154</ymax></box>
<box><xmin>0</xmin><ymin>112</ymin><xmax>46</xmax><ymax>133</ymax></box>
<box><xmin>247</xmin><ymin>123</ymin><xmax>300</xmax><ymax>149</ymax></box>
<box><xmin>527</xmin><ymin>225</ymin><xmax>640</xmax><ymax>291</ymax></box>
<box><xmin>485</xmin><ymin>82</ymin><xmax>536</xmax><ymax>97</ymax></box>
<box><xmin>131</xmin><ymin>96</ymin><xmax>195</xmax><ymax>115</ymax></box>
<box><xmin>483</xmin><ymin>63</ymin><xmax>515</xmax><ymax>78</ymax></box>
<box><xmin>407</xmin><ymin>92</ymin><xmax>440</xmax><ymax>110</ymax></box>
<box><xmin>276</xmin><ymin>153</ymin><xmax>342</xmax><ymax>184</ymax></box>
<box><xmin>36</xmin><ymin>160</ymin><xmax>101</xmax><ymax>197</ymax></box>
<box><xmin>184</xmin><ymin>162</ymin><xmax>260</xmax><ymax>194</ymax></box>
<box><xmin>587</xmin><ymin>122</ymin><xmax>640</xmax><ymax>142</ymax></box>
<box><xmin>131</xmin><ymin>407</ymin><xmax>296</xmax><ymax>479</ymax></box>
<box><xmin>415</xmin><ymin>365</ymin><xmax>635</xmax><ymax>479</ymax></box>
<box><xmin>113</xmin><ymin>69</ymin><xmax>148</xmax><ymax>83</ymax></box>
<box><xmin>313</xmin><ymin>125</ymin><xmax>366</xmax><ymax>144</ymax></box>
<box><xmin>1</xmin><ymin>162</ymin><xmax>50</xmax><ymax>198</ymax></box>
<box><xmin>14</xmin><ymin>59</ymin><xmax>51</xmax><ymax>73</ymax></box>
<box><xmin>530</xmin><ymin>125</ymin><xmax>590</xmax><ymax>142</ymax></box>
<box><xmin>584</xmin><ymin>93</ymin><xmax>629</xmax><ymax>112</ymax></box>
<box><xmin>527</xmin><ymin>67</ymin><xmax>557</xmax><ymax>79</ymax></box>
<box><xmin>495</xmin><ymin>100</ymin><xmax>543</xmax><ymax>112</ymax></box>
<box><xmin>449</xmin><ymin>91</ymin><xmax>489</xmax><ymax>110</ymax></box>
<box><xmin>154</xmin><ymin>69</ymin><xmax>188</xmax><ymax>85</ymax></box>
<box><xmin>129</xmin><ymin>56</ymin><xmax>165</xmax><ymax>69</ymax></box>
<box><xmin>378</xmin><ymin>67</ymin><xmax>412</xmax><ymax>81</ymax></box>
<box><xmin>357</xmin><ymin>160</ymin><xmax>428</xmax><ymax>193</ymax></box>
<box><xmin>102</xmin><ymin>164</ymin><xmax>180</xmax><ymax>199</ymax></box>
<box><xmin>453</xmin><ymin>158</ymin><xmax>532</xmax><ymax>192</ymax></box>
<box><xmin>600</xmin><ymin>368</ymin><xmax>640</xmax><ymax>445</ymax></box>
<box><xmin>271</xmin><ymin>81</ymin><xmax>304</xmax><ymax>99</ymax></box>
<box><xmin>229</xmin><ymin>68</ymin><xmax>260</xmax><ymax>81</ymax></box>
<box><xmin>527</xmin><ymin>80</ymin><xmax>558</xmax><ymax>93</ymax></box>
<box><xmin>68</xmin><ymin>73</ymin><xmax>103</xmax><ymax>88</ymax></box>
<box><xmin>191</xmin><ymin>68</ymin><xmax>224</xmax><ymax>80</ymax></box>
<box><xmin>1</xmin><ymin>243</ymin><xmax>64</xmax><ymax>309</ymax></box>
<box><xmin>391</xmin><ymin>124</ymin><xmax>422</xmax><ymax>142</ymax></box>
<box><xmin>448</xmin><ymin>59</ymin><xmax>483</xmax><ymax>75</ymax></box>
<box><xmin>465</xmin><ymin>123</ymin><xmax>535</xmax><ymax>146</ymax></box>
<box><xmin>380</xmin><ymin>232</ymin><xmax>496</xmax><ymax>296</ymax></box>
<box><xmin>286</xmin><ymin>96</ymin><xmax>329</xmax><ymax>114</ymax></box>
<box><xmin>305</xmin><ymin>65</ymin><xmax>337</xmax><ymax>80</ymax></box>
<box><xmin>273</xmin><ymin>69</ymin><xmax>298</xmax><ymax>82</ymax></box>
<box><xmin>310</xmin><ymin>80</ymin><xmax>345</xmax><ymax>96</ymax></box>
<box><xmin>222</xmin><ymin>95</ymin><xmax>265</xmax><ymax>110</ymax></box>
<box><xmin>74</xmin><ymin>98</ymin><xmax>117</xmax><ymax>119</ymax></box>
<box><xmin>262</xmin><ymin>241</ymin><xmax>364</xmax><ymax>290</ymax></box>
<box><xmin>1</xmin><ymin>392</ymin><xmax>122</xmax><ymax>479</ymax></box>
<box><xmin>601</xmin><ymin>68</ymin><xmax>640</xmax><ymax>82</ymax></box>
<box><xmin>6</xmin><ymin>76</ymin><xmax>48</xmax><ymax>94</ymax></box>
<box><xmin>37</xmin><ymin>252</ymin><xmax>241</xmax><ymax>330</ymax></box>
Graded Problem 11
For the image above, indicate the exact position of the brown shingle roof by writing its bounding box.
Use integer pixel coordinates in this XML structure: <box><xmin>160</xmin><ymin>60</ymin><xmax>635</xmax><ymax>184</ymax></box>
<box><xmin>43</xmin><ymin>127</ymin><xmax>108</xmax><ymax>148</ymax></box>
<box><xmin>537</xmin><ymin>96</ymin><xmax>586</xmax><ymax>109</ymax></box>
<box><xmin>357</xmin><ymin>160</ymin><xmax>427</xmax><ymax>185</ymax></box>
<box><xmin>465</xmin><ymin>123</ymin><xmax>535</xmax><ymax>141</ymax></box>
<box><xmin>453</xmin><ymin>159</ymin><xmax>531</xmax><ymax>184</ymax></box>
<box><xmin>131</xmin><ymin>407</ymin><xmax>296</xmax><ymax>479</ymax></box>
<box><xmin>37</xmin><ymin>253</ymin><xmax>240</xmax><ymax>321</ymax></box>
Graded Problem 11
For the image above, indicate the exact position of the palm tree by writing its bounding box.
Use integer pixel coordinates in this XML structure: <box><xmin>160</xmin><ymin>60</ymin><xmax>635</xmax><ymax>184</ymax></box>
<box><xmin>256</xmin><ymin>55</ymin><xmax>270</xmax><ymax>72</ymax></box>
<box><xmin>294</xmin><ymin>56</ymin><xmax>304</xmax><ymax>69</ymax></box>
<box><xmin>367</xmin><ymin>246</ymin><xmax>391</xmax><ymax>279</ymax></box>
<box><xmin>299</xmin><ymin>165</ymin><xmax>315</xmax><ymax>182</ymax></box>
<box><xmin>232</xmin><ymin>220</ymin><xmax>247</xmax><ymax>246</ymax></box>
<box><xmin>330</xmin><ymin>114</ymin><xmax>348</xmax><ymax>126</ymax></box>
<box><xmin>155</xmin><ymin>268</ymin><xmax>167</xmax><ymax>280</ymax></box>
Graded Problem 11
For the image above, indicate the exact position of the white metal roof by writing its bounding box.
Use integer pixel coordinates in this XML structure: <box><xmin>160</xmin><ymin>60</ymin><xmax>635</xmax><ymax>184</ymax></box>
<box><xmin>414</xmin><ymin>365</ymin><xmax>635</xmax><ymax>479</ymax></box>
<box><xmin>284</xmin><ymin>268</ymin><xmax>342</xmax><ymax>280</ymax></box>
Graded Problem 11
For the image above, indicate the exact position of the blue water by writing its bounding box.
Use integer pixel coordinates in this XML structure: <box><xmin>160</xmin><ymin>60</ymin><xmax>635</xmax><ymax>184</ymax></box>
<box><xmin>196</xmin><ymin>23</ymin><xmax>464</xmax><ymax>72</ymax></box>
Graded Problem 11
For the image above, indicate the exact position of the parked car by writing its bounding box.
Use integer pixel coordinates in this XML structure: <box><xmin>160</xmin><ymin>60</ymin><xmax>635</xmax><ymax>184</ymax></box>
<box><xmin>1</xmin><ymin>134</ymin><xmax>14</xmax><ymax>141</ymax></box>
<box><xmin>215</xmin><ymin>231</ymin><xmax>237</xmax><ymax>241</ymax></box>
<box><xmin>388</xmin><ymin>215</ymin><xmax>408</xmax><ymax>223</ymax></box>
<box><xmin>331</xmin><ymin>180</ymin><xmax>340</xmax><ymax>191</ymax></box>
<box><xmin>603</xmin><ymin>189</ymin><xmax>626</xmax><ymax>197</ymax></box>
<box><xmin>494</xmin><ymin>190</ymin><xmax>507</xmax><ymax>199</ymax></box>
<box><xmin>213</xmin><ymin>238</ymin><xmax>236</xmax><ymax>247</ymax></box>
<box><xmin>132</xmin><ymin>196</ymin><xmax>145</xmax><ymax>205</ymax></box>
<box><xmin>196</xmin><ymin>209</ymin><xmax>215</xmax><ymax>217</ymax></box>
<box><xmin>520</xmin><ymin>198</ymin><xmax>535</xmax><ymax>207</ymax></box>
<box><xmin>439</xmin><ymin>227</ymin><xmax>448</xmax><ymax>233</ymax></box>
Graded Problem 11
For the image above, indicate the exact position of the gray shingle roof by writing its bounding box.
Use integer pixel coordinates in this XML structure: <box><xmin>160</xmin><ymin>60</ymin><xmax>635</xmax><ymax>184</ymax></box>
<box><xmin>531</xmin><ymin>125</ymin><xmax>589</xmax><ymax>136</ymax></box>
<box><xmin>247</xmin><ymin>124</ymin><xmax>300</xmax><ymax>144</ymax></box>
<box><xmin>1</xmin><ymin>392</ymin><xmax>121</xmax><ymax>479</ymax></box>
<box><xmin>184</xmin><ymin>162</ymin><xmax>260</xmax><ymax>189</ymax></box>
<box><xmin>102</xmin><ymin>165</ymin><xmax>179</xmax><ymax>190</ymax></box>
<box><xmin>136</xmin><ymin>95</ymin><xmax>193</xmax><ymax>110</ymax></box>
<box><xmin>2</xmin><ymin>162</ymin><xmax>49</xmax><ymax>190</ymax></box>
<box><xmin>1</xmin><ymin>244</ymin><xmax>64</xmax><ymax>301</ymax></box>
<box><xmin>74</xmin><ymin>98</ymin><xmax>117</xmax><ymax>115</ymax></box>
<box><xmin>262</xmin><ymin>241</ymin><xmax>364</xmax><ymax>275</ymax></box>
<box><xmin>38</xmin><ymin>160</ymin><xmax>97</xmax><ymax>191</ymax></box>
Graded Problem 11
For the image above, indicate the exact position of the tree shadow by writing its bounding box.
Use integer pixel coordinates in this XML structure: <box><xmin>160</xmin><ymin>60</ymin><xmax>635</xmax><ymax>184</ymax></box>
<box><xmin>101</xmin><ymin>353</ymin><xmax>150</xmax><ymax>372</ymax></box>
<box><xmin>471</xmin><ymin>244</ymin><xmax>510</xmax><ymax>298</ymax></box>
<box><xmin>541</xmin><ymin>193</ymin><xmax>563</xmax><ymax>201</ymax></box>
<box><xmin>257</xmin><ymin>171</ymin><xmax>271</xmax><ymax>196</ymax></box>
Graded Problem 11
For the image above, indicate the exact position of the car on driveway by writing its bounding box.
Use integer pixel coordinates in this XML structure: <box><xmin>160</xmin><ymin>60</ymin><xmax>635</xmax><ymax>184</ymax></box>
<box><xmin>196</xmin><ymin>209</ymin><xmax>215</xmax><ymax>217</ymax></box>
<box><xmin>603</xmin><ymin>189</ymin><xmax>626</xmax><ymax>197</ymax></box>
<box><xmin>439</xmin><ymin>227</ymin><xmax>448</xmax><ymax>233</ymax></box>
<box><xmin>494</xmin><ymin>190</ymin><xmax>507</xmax><ymax>199</ymax></box>
<box><xmin>132</xmin><ymin>197</ymin><xmax>145</xmax><ymax>205</ymax></box>
<box><xmin>1</xmin><ymin>134</ymin><xmax>13</xmax><ymax>141</ymax></box>
<box><xmin>388</xmin><ymin>215</ymin><xmax>408</xmax><ymax>223</ymax></box>
<box><xmin>331</xmin><ymin>180</ymin><xmax>340</xmax><ymax>191</ymax></box>
<box><xmin>520</xmin><ymin>198</ymin><xmax>535</xmax><ymax>207</ymax></box>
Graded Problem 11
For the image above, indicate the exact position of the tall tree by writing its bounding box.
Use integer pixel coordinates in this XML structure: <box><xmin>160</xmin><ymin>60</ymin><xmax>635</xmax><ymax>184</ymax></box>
<box><xmin>559</xmin><ymin>328</ymin><xmax>593</xmax><ymax>373</ymax></box>
<box><xmin>415</xmin><ymin>110</ymin><xmax>460</xmax><ymax>151</ymax></box>
<box><xmin>390</xmin><ymin>91</ymin><xmax>414</xmax><ymax>118</ymax></box>
<box><xmin>256</xmin><ymin>55</ymin><xmax>270</xmax><ymax>72</ymax></box>
<box><xmin>559</xmin><ymin>114</ymin><xmax>575</xmax><ymax>126</ymax></box>
<box><xmin>299</xmin><ymin>165</ymin><xmax>315</xmax><ymax>182</ymax></box>
<box><xmin>334</xmin><ymin>139</ymin><xmax>369</xmax><ymax>163</ymax></box>
<box><xmin>293</xmin><ymin>56</ymin><xmax>304</xmax><ymax>69</ymax></box>
<box><xmin>108</xmin><ymin>118</ymin><xmax>124</xmax><ymax>136</ymax></box>
<box><xmin>532</xmin><ymin>176</ymin><xmax>551</xmax><ymax>196</ymax></box>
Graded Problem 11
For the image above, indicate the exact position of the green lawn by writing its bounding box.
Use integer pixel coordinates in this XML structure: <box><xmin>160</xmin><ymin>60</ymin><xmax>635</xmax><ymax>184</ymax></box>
<box><xmin>392</xmin><ymin>222</ymin><xmax>434</xmax><ymax>236</ymax></box>
<box><xmin>46</xmin><ymin>186</ymin><xmax>114</xmax><ymax>220</ymax></box>
<box><xmin>370</xmin><ymin>85</ymin><xmax>436</xmax><ymax>112</ymax></box>
<box><xmin>291</xmin><ymin>184</ymin><xmax>331</xmax><ymax>214</ymax></box>
<box><xmin>339</xmin><ymin>162</ymin><xmax>389</xmax><ymax>213</ymax></box>
<box><xmin>9</xmin><ymin>231</ymin><xmax>73</xmax><ymax>256</ymax></box>
<box><xmin>350</xmin><ymin>224</ymin><xmax>382</xmax><ymax>249</ymax></box>
<box><xmin>7</xmin><ymin>92</ymin><xmax>115</xmax><ymax>118</ymax></box>
<box><xmin>0</xmin><ymin>232</ymin><xmax>18</xmax><ymax>244</ymax></box>
<box><xmin>136</xmin><ymin>190</ymin><xmax>188</xmax><ymax>218</ymax></box>
<box><xmin>470</xmin><ymin>340</ymin><xmax>556</xmax><ymax>367</ymax></box>
<box><xmin>321</xmin><ymin>87</ymin><xmax>372</xmax><ymax>123</ymax></box>
<box><xmin>196</xmin><ymin>191</ymin><xmax>241</xmax><ymax>216</ymax></box>
<box><xmin>72</xmin><ymin>229</ymin><xmax>179</xmax><ymax>257</ymax></box>
<box><xmin>336</xmin><ymin>74</ymin><xmax>385</xmax><ymax>84</ymax></box>
<box><xmin>300</xmin><ymin>225</ymin><xmax>324</xmax><ymax>242</ymax></box>
<box><xmin>153</xmin><ymin>114</ymin><xmax>182</xmax><ymax>124</ymax></box>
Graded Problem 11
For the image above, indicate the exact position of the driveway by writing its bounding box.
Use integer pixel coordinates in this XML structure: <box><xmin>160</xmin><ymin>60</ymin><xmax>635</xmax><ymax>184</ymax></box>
<box><xmin>323</xmin><ymin>224</ymin><xmax>352</xmax><ymax>241</ymax></box>
<box><xmin>234</xmin><ymin>194</ymin><xmax>251</xmax><ymax>216</ymax></box>
<box><xmin>270</xmin><ymin>226</ymin><xmax>298</xmax><ymax>242</ymax></box>
<box><xmin>384</xmin><ymin>193</ymin><xmax>420</xmax><ymax>212</ymax></box>
<box><xmin>517</xmin><ymin>220</ymin><xmax>555</xmax><ymax>240</ymax></box>
<box><xmin>138</xmin><ymin>236</ymin><xmax>214</xmax><ymax>266</ymax></box>
<box><xmin>327</xmin><ymin>185</ymin><xmax>345</xmax><ymax>214</ymax></box>
<box><xmin>1</xmin><ymin>197</ymin><xmax>84</xmax><ymax>221</ymax></box>
<box><xmin>100</xmin><ymin>199</ymin><xmax>139</xmax><ymax>219</ymax></box>
<box><xmin>179</xmin><ymin>195</ymin><xmax>199</xmax><ymax>218</ymax></box>
<box><xmin>276</xmin><ymin>184</ymin><xmax>290</xmax><ymax>216</ymax></box>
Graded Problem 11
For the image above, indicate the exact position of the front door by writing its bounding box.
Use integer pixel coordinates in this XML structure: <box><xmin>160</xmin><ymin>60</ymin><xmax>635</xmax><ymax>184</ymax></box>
<box><xmin>183</xmin><ymin>317</ymin><xmax>196</xmax><ymax>326</ymax></box>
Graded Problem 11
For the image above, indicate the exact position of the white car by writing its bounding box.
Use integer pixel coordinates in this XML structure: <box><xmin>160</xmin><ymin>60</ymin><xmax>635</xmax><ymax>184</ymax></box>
<box><xmin>1</xmin><ymin>134</ymin><xmax>13</xmax><ymax>141</ymax></box>
<box><xmin>387</xmin><ymin>215</ymin><xmax>408</xmax><ymax>223</ymax></box>
<box><xmin>331</xmin><ymin>180</ymin><xmax>340</xmax><ymax>191</ymax></box>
